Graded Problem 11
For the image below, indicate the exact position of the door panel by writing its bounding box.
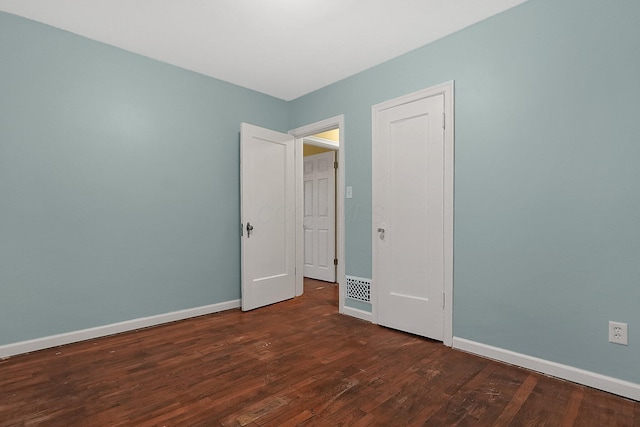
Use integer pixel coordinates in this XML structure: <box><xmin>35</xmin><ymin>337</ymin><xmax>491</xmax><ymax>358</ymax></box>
<box><xmin>373</xmin><ymin>93</ymin><xmax>445</xmax><ymax>340</ymax></box>
<box><xmin>241</xmin><ymin>123</ymin><xmax>295</xmax><ymax>311</ymax></box>
<box><xmin>303</xmin><ymin>151</ymin><xmax>336</xmax><ymax>282</ymax></box>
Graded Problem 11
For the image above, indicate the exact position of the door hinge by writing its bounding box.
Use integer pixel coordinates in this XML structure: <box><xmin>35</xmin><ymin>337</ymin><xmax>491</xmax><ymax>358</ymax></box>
<box><xmin>442</xmin><ymin>291</ymin><xmax>445</xmax><ymax>309</ymax></box>
<box><xmin>442</xmin><ymin>112</ymin><xmax>446</xmax><ymax>130</ymax></box>
<box><xmin>334</xmin><ymin>161</ymin><xmax>338</xmax><ymax>169</ymax></box>
<box><xmin>240</xmin><ymin>223</ymin><xmax>244</xmax><ymax>237</ymax></box>
<box><xmin>334</xmin><ymin>258</ymin><xmax>338</xmax><ymax>266</ymax></box>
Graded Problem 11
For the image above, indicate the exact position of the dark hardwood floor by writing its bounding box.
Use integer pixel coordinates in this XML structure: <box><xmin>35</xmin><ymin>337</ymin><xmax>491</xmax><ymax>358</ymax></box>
<box><xmin>1</xmin><ymin>279</ymin><xmax>638</xmax><ymax>426</ymax></box>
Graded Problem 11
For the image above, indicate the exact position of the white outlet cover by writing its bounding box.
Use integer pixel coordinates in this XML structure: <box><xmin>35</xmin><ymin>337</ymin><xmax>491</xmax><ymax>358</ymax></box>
<box><xmin>608</xmin><ymin>321</ymin><xmax>629</xmax><ymax>346</ymax></box>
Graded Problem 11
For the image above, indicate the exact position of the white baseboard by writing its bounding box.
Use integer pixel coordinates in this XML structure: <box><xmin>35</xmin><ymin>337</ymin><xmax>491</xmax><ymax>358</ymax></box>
<box><xmin>343</xmin><ymin>306</ymin><xmax>373</xmax><ymax>323</ymax></box>
<box><xmin>453</xmin><ymin>337</ymin><xmax>640</xmax><ymax>401</ymax></box>
<box><xmin>0</xmin><ymin>299</ymin><xmax>241</xmax><ymax>359</ymax></box>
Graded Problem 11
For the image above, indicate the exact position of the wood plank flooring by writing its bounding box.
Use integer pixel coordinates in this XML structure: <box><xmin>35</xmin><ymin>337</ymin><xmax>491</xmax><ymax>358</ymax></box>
<box><xmin>1</xmin><ymin>279</ymin><xmax>638</xmax><ymax>426</ymax></box>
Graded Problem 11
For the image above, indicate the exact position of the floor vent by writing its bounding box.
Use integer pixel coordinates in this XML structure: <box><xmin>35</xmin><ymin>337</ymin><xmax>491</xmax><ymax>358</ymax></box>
<box><xmin>346</xmin><ymin>276</ymin><xmax>371</xmax><ymax>302</ymax></box>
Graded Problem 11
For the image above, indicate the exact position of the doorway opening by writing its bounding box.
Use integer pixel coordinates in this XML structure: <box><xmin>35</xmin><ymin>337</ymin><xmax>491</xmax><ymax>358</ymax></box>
<box><xmin>302</xmin><ymin>130</ymin><xmax>339</xmax><ymax>283</ymax></box>
<box><xmin>290</xmin><ymin>116</ymin><xmax>346</xmax><ymax>314</ymax></box>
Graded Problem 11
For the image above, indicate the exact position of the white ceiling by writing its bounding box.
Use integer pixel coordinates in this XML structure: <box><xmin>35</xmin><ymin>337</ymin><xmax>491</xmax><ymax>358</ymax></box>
<box><xmin>0</xmin><ymin>0</ymin><xmax>528</xmax><ymax>100</ymax></box>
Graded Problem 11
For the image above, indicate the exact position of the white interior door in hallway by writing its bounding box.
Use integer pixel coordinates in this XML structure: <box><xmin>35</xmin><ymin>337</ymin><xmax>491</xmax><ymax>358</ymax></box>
<box><xmin>240</xmin><ymin>123</ymin><xmax>296</xmax><ymax>311</ymax></box>
<box><xmin>372</xmin><ymin>82</ymin><xmax>454</xmax><ymax>343</ymax></box>
<box><xmin>303</xmin><ymin>151</ymin><xmax>336</xmax><ymax>282</ymax></box>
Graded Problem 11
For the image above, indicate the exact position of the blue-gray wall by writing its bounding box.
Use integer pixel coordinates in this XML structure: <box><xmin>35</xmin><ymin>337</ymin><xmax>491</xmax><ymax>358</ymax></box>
<box><xmin>0</xmin><ymin>12</ymin><xmax>288</xmax><ymax>344</ymax></box>
<box><xmin>290</xmin><ymin>0</ymin><xmax>640</xmax><ymax>384</ymax></box>
<box><xmin>3</xmin><ymin>0</ymin><xmax>640</xmax><ymax>387</ymax></box>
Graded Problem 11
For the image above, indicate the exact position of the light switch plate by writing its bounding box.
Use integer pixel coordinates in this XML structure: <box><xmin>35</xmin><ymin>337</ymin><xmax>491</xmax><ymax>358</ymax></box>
<box><xmin>346</xmin><ymin>186</ymin><xmax>353</xmax><ymax>199</ymax></box>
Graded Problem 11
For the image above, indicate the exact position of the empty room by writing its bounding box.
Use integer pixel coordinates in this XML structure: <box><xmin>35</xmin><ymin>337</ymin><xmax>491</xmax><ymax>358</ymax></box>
<box><xmin>1</xmin><ymin>0</ymin><xmax>639</xmax><ymax>425</ymax></box>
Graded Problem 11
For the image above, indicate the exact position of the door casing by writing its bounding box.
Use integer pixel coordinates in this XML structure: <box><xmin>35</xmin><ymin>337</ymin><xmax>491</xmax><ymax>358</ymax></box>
<box><xmin>371</xmin><ymin>82</ymin><xmax>454</xmax><ymax>346</ymax></box>
<box><xmin>290</xmin><ymin>115</ymin><xmax>346</xmax><ymax>313</ymax></box>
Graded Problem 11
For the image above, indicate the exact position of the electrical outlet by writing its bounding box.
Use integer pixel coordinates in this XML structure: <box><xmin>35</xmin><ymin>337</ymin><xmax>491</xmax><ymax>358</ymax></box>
<box><xmin>608</xmin><ymin>321</ymin><xmax>628</xmax><ymax>346</ymax></box>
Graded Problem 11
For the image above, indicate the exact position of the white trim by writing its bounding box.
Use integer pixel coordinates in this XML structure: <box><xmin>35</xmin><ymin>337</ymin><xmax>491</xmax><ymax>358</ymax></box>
<box><xmin>453</xmin><ymin>337</ymin><xmax>640</xmax><ymax>401</ymax></box>
<box><xmin>302</xmin><ymin>136</ymin><xmax>339</xmax><ymax>150</ymax></box>
<box><xmin>442</xmin><ymin>82</ymin><xmax>454</xmax><ymax>347</ymax></box>
<box><xmin>289</xmin><ymin>115</ymin><xmax>346</xmax><ymax>314</ymax></box>
<box><xmin>343</xmin><ymin>306</ymin><xmax>374</xmax><ymax>323</ymax></box>
<box><xmin>0</xmin><ymin>300</ymin><xmax>240</xmax><ymax>359</ymax></box>
<box><xmin>371</xmin><ymin>81</ymin><xmax>454</xmax><ymax>346</ymax></box>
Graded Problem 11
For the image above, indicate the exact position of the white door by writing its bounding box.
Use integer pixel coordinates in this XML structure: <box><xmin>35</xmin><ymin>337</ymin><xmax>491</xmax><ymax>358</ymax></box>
<box><xmin>241</xmin><ymin>123</ymin><xmax>296</xmax><ymax>311</ymax></box>
<box><xmin>372</xmin><ymin>88</ymin><xmax>448</xmax><ymax>340</ymax></box>
<box><xmin>303</xmin><ymin>151</ymin><xmax>336</xmax><ymax>282</ymax></box>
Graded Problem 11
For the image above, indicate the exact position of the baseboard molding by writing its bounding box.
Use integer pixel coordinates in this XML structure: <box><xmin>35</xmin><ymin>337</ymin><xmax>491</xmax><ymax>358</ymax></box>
<box><xmin>0</xmin><ymin>299</ymin><xmax>241</xmax><ymax>359</ymax></box>
<box><xmin>453</xmin><ymin>337</ymin><xmax>640</xmax><ymax>401</ymax></box>
<box><xmin>343</xmin><ymin>306</ymin><xmax>373</xmax><ymax>323</ymax></box>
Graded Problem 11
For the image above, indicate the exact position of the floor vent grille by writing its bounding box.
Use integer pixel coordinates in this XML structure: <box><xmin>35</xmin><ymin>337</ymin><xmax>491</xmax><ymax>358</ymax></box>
<box><xmin>346</xmin><ymin>276</ymin><xmax>371</xmax><ymax>302</ymax></box>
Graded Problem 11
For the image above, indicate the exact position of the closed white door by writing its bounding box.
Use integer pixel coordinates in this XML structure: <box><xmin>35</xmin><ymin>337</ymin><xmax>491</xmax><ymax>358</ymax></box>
<box><xmin>303</xmin><ymin>151</ymin><xmax>336</xmax><ymax>282</ymax></box>
<box><xmin>240</xmin><ymin>123</ymin><xmax>296</xmax><ymax>311</ymax></box>
<box><xmin>372</xmin><ymin>88</ymin><xmax>449</xmax><ymax>340</ymax></box>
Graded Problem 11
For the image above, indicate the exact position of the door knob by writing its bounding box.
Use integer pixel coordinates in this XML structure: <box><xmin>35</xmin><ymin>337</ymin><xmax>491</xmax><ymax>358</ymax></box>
<box><xmin>377</xmin><ymin>227</ymin><xmax>385</xmax><ymax>240</ymax></box>
<box><xmin>246</xmin><ymin>222</ymin><xmax>254</xmax><ymax>238</ymax></box>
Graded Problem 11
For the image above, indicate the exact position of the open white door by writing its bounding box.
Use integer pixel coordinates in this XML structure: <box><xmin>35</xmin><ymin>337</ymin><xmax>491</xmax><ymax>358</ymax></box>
<box><xmin>303</xmin><ymin>151</ymin><xmax>336</xmax><ymax>282</ymax></box>
<box><xmin>241</xmin><ymin>123</ymin><xmax>296</xmax><ymax>311</ymax></box>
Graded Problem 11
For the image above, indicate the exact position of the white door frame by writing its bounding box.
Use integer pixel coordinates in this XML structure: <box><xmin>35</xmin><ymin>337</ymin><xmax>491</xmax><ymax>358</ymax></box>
<box><xmin>289</xmin><ymin>115</ymin><xmax>346</xmax><ymax>313</ymax></box>
<box><xmin>371</xmin><ymin>81</ymin><xmax>454</xmax><ymax>346</ymax></box>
